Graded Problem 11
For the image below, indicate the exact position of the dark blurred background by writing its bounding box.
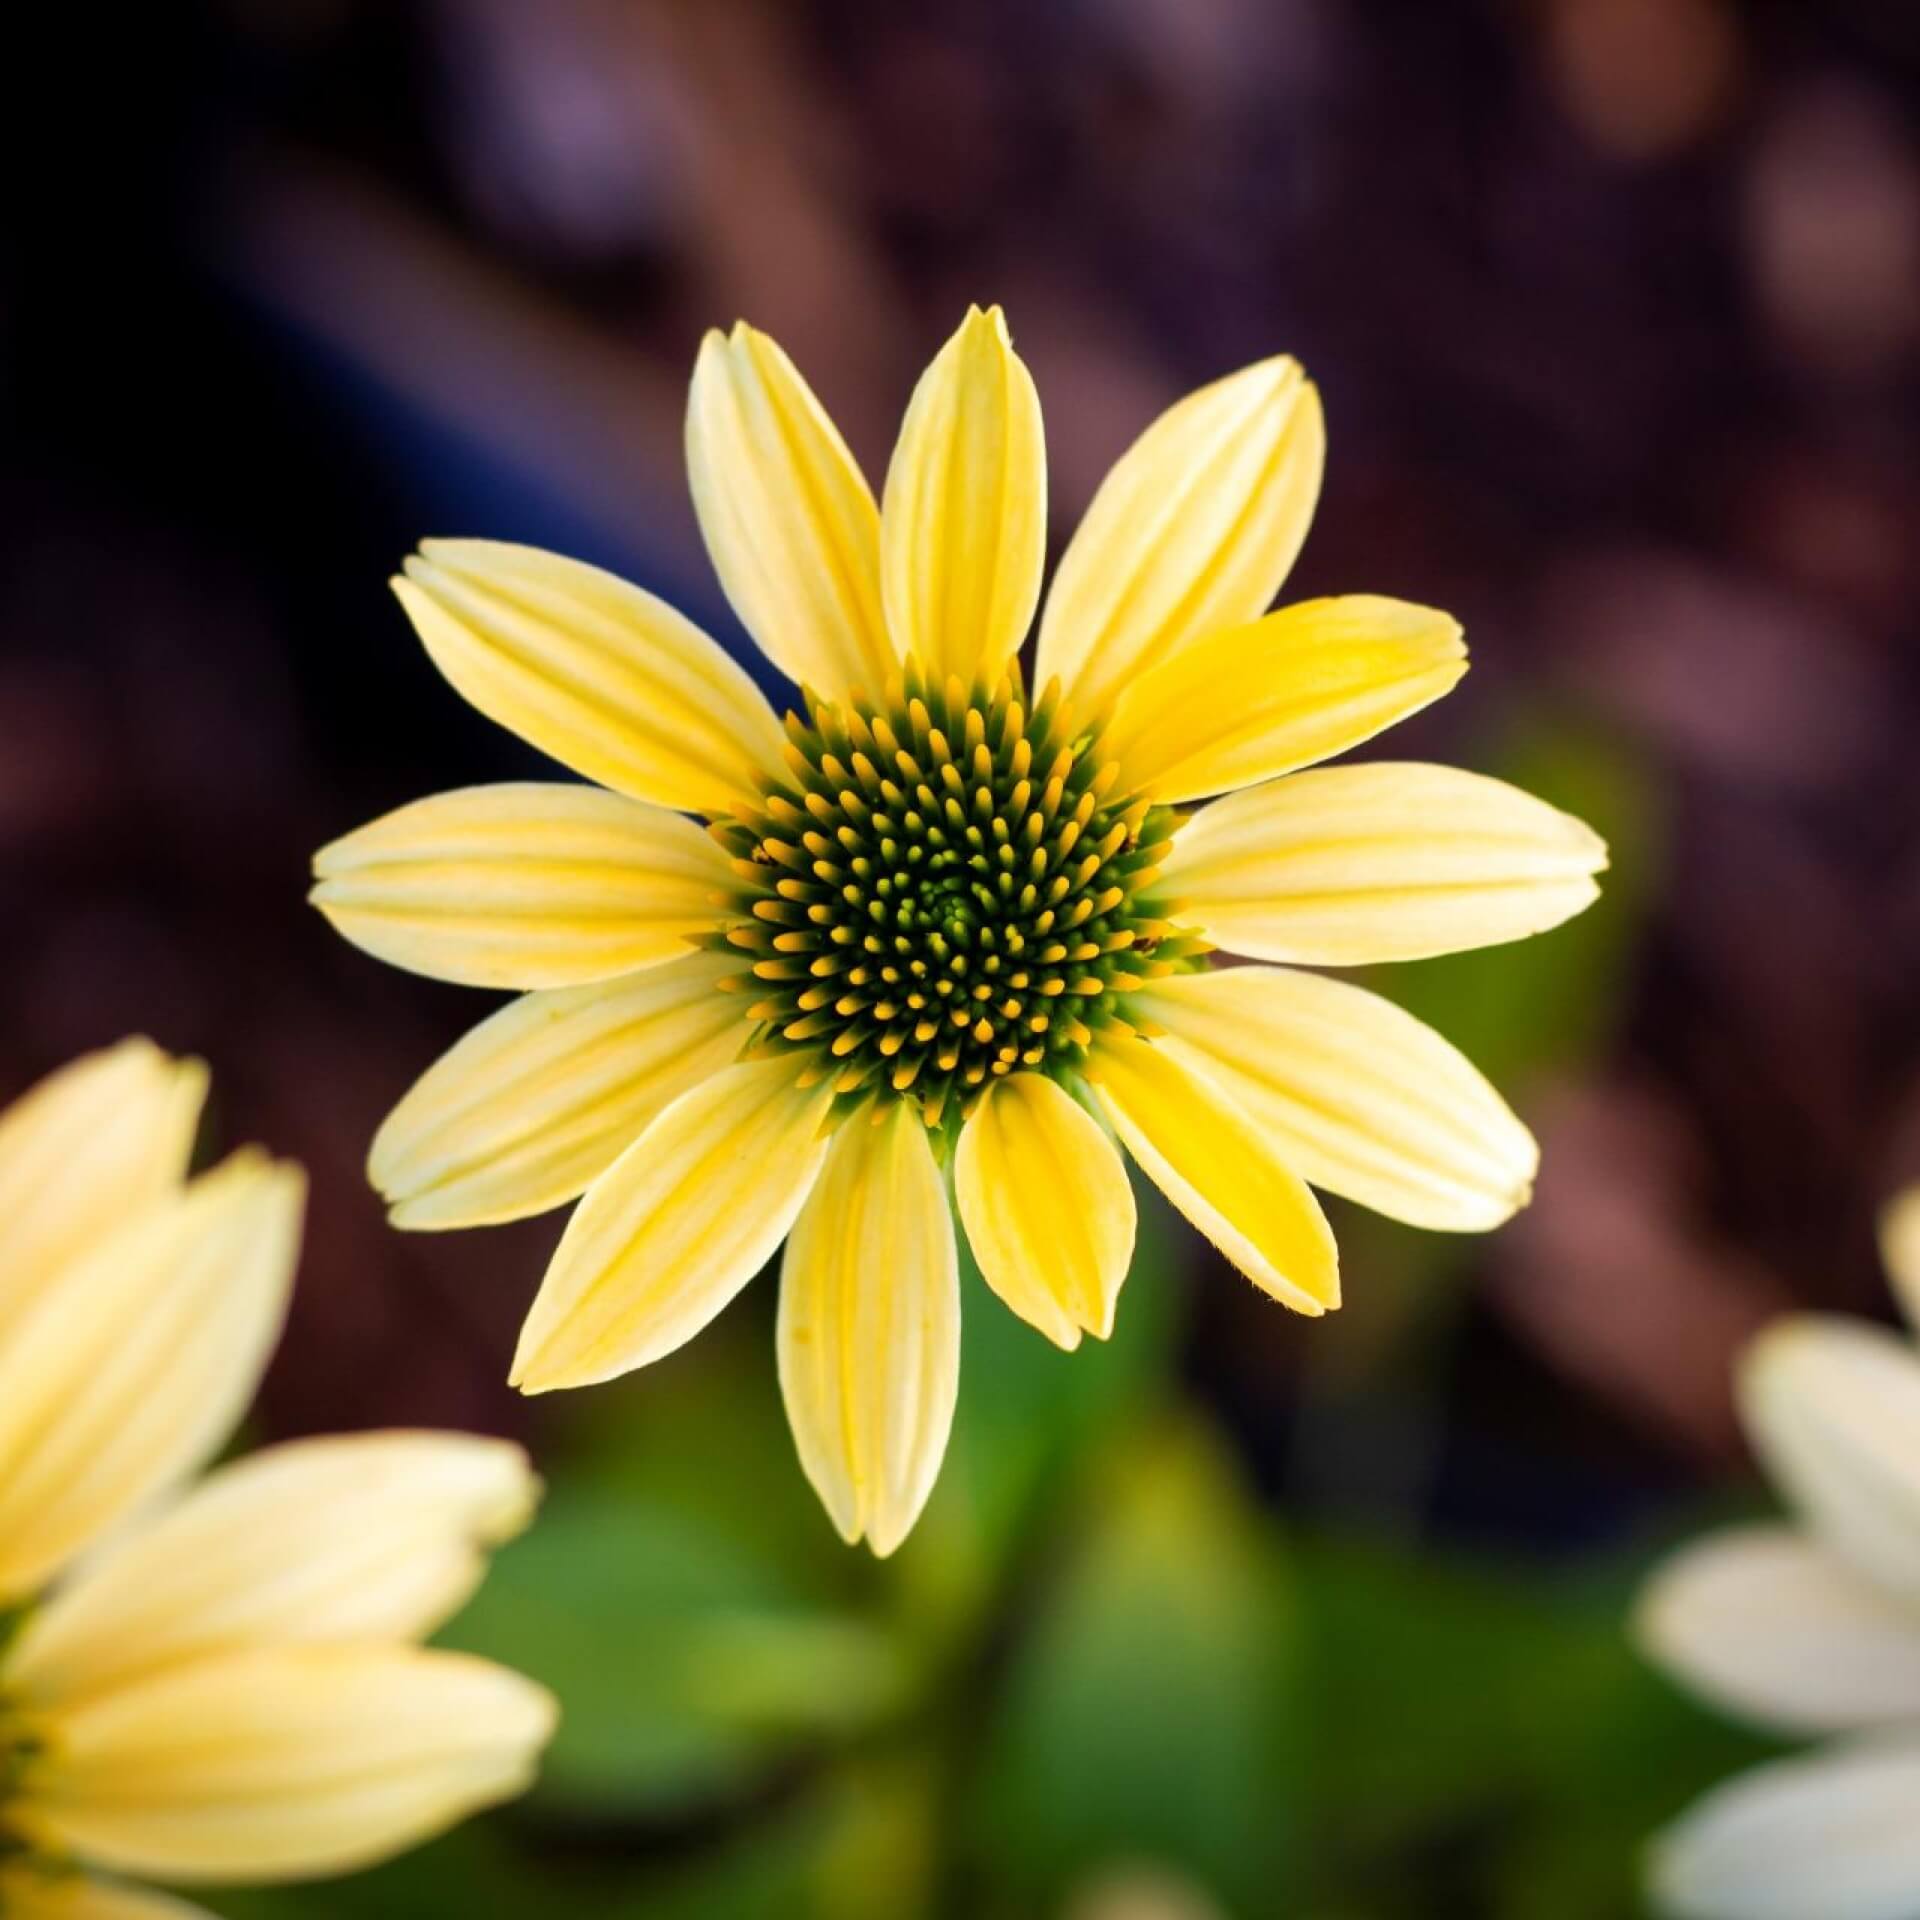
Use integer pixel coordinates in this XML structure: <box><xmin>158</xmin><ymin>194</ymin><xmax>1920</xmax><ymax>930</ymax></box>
<box><xmin>2</xmin><ymin>3</ymin><xmax>1917</xmax><ymax>1915</ymax></box>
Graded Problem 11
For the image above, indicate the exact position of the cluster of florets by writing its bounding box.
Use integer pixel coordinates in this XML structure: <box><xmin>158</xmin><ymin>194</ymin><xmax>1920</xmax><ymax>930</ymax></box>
<box><xmin>710</xmin><ymin>662</ymin><xmax>1204</xmax><ymax>1135</ymax></box>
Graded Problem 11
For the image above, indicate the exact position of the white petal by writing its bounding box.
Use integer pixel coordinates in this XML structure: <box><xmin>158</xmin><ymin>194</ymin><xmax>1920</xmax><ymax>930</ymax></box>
<box><xmin>1650</xmin><ymin>1734</ymin><xmax>1920</xmax><ymax>1920</ymax></box>
<box><xmin>1877</xmin><ymin>1186</ymin><xmax>1920</xmax><ymax>1335</ymax></box>
<box><xmin>1739</xmin><ymin>1316</ymin><xmax>1920</xmax><ymax>1604</ymax></box>
<box><xmin>1635</xmin><ymin>1524</ymin><xmax>1920</xmax><ymax>1735</ymax></box>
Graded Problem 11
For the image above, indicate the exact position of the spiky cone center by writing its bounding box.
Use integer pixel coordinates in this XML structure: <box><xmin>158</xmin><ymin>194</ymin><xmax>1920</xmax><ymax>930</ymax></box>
<box><xmin>709</xmin><ymin>663</ymin><xmax>1204</xmax><ymax>1144</ymax></box>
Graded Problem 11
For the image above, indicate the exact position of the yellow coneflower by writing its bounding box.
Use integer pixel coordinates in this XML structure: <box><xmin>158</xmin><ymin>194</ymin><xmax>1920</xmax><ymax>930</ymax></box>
<box><xmin>0</xmin><ymin>1041</ymin><xmax>554</xmax><ymax>1918</ymax></box>
<box><xmin>314</xmin><ymin>306</ymin><xmax>1605</xmax><ymax>1553</ymax></box>
<box><xmin>1633</xmin><ymin>1189</ymin><xmax>1920</xmax><ymax>1920</ymax></box>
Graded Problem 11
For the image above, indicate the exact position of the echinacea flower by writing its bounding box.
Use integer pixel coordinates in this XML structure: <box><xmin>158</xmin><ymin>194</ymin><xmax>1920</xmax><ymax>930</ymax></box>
<box><xmin>313</xmin><ymin>306</ymin><xmax>1606</xmax><ymax>1553</ymax></box>
<box><xmin>0</xmin><ymin>1040</ymin><xmax>555</xmax><ymax>1918</ymax></box>
<box><xmin>1634</xmin><ymin>1188</ymin><xmax>1920</xmax><ymax>1920</ymax></box>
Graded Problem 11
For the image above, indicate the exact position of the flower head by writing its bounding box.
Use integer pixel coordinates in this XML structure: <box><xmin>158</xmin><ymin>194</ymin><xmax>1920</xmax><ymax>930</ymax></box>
<box><xmin>314</xmin><ymin>306</ymin><xmax>1606</xmax><ymax>1553</ymax></box>
<box><xmin>0</xmin><ymin>1042</ymin><xmax>554</xmax><ymax>1915</ymax></box>
<box><xmin>1633</xmin><ymin>1189</ymin><xmax>1920</xmax><ymax>1920</ymax></box>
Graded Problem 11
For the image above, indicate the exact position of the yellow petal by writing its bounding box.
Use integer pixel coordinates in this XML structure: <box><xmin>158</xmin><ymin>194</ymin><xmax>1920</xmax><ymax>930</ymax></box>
<box><xmin>686</xmin><ymin>323</ymin><xmax>894</xmax><ymax>701</ymax></box>
<box><xmin>1035</xmin><ymin>357</ymin><xmax>1323</xmax><ymax>719</ymax></box>
<box><xmin>1649</xmin><ymin>1735</ymin><xmax>1920</xmax><ymax>1920</ymax></box>
<box><xmin>1634</xmin><ymin>1524</ymin><xmax>1920</xmax><ymax>1737</ymax></box>
<box><xmin>0</xmin><ymin>1041</ymin><xmax>207</xmax><ymax>1344</ymax></box>
<box><xmin>1131</xmin><ymin>967</ymin><xmax>1536</xmax><ymax>1232</ymax></box>
<box><xmin>880</xmin><ymin>305</ymin><xmax>1046</xmax><ymax>688</ymax></box>
<box><xmin>0</xmin><ymin>1154</ymin><xmax>304</xmax><ymax>1601</ymax></box>
<box><xmin>511</xmin><ymin>1059</ymin><xmax>835</xmax><ymax>1392</ymax></box>
<box><xmin>1088</xmin><ymin>1031</ymin><xmax>1337</xmax><ymax>1315</ymax></box>
<box><xmin>1101</xmin><ymin>597</ymin><xmax>1467</xmax><ymax>802</ymax></box>
<box><xmin>20</xmin><ymin>1647</ymin><xmax>554</xmax><ymax>1884</ymax></box>
<box><xmin>395</xmin><ymin>540</ymin><xmax>785</xmax><ymax>816</ymax></box>
<box><xmin>954</xmin><ymin>1073</ymin><xmax>1136</xmax><ymax>1349</ymax></box>
<box><xmin>7</xmin><ymin>1434</ymin><xmax>538</xmax><ymax>1709</ymax></box>
<box><xmin>371</xmin><ymin>951</ymin><xmax>749</xmax><ymax>1230</ymax></box>
<box><xmin>0</xmin><ymin>1871</ymin><xmax>219</xmax><ymax>1920</ymax></box>
<box><xmin>1162</xmin><ymin>762</ymin><xmax>1608</xmax><ymax>966</ymax></box>
<box><xmin>312</xmin><ymin>783</ymin><xmax>729</xmax><ymax>990</ymax></box>
<box><xmin>1878</xmin><ymin>1185</ymin><xmax>1920</xmax><ymax>1333</ymax></box>
<box><xmin>776</xmin><ymin>1103</ymin><xmax>959</xmax><ymax>1555</ymax></box>
<box><xmin>1739</xmin><ymin>1316</ymin><xmax>1920</xmax><ymax>1605</ymax></box>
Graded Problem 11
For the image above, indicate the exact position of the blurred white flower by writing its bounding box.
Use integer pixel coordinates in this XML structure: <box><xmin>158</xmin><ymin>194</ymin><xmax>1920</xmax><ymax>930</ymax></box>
<box><xmin>1635</xmin><ymin>1185</ymin><xmax>1920</xmax><ymax>1920</ymax></box>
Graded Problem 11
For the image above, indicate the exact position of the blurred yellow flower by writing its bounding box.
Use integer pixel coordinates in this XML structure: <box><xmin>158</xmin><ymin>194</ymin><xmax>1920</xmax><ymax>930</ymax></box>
<box><xmin>1634</xmin><ymin>1186</ymin><xmax>1920</xmax><ymax>1920</ymax></box>
<box><xmin>0</xmin><ymin>1041</ymin><xmax>554</xmax><ymax>1918</ymax></box>
<box><xmin>314</xmin><ymin>305</ymin><xmax>1605</xmax><ymax>1553</ymax></box>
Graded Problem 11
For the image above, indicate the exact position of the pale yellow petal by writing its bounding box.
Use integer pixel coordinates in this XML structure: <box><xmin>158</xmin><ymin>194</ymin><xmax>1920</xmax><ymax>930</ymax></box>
<box><xmin>1101</xmin><ymin>597</ymin><xmax>1467</xmax><ymax>802</ymax></box>
<box><xmin>1035</xmin><ymin>357</ymin><xmax>1323</xmax><ymax>718</ymax></box>
<box><xmin>1877</xmin><ymin>1185</ymin><xmax>1920</xmax><ymax>1333</ymax></box>
<box><xmin>1649</xmin><ymin>1735</ymin><xmax>1920</xmax><ymax>1920</ymax></box>
<box><xmin>0</xmin><ymin>1154</ymin><xmax>304</xmax><ymax>1601</ymax></box>
<box><xmin>312</xmin><ymin>783</ymin><xmax>729</xmax><ymax>989</ymax></box>
<box><xmin>880</xmin><ymin>305</ymin><xmax>1046</xmax><ymax>689</ymax></box>
<box><xmin>686</xmin><ymin>323</ymin><xmax>893</xmax><ymax>700</ymax></box>
<box><xmin>1089</xmin><ymin>1031</ymin><xmax>1337</xmax><ymax>1315</ymax></box>
<box><xmin>0</xmin><ymin>1871</ymin><xmax>219</xmax><ymax>1920</ymax></box>
<box><xmin>20</xmin><ymin>1647</ymin><xmax>554</xmax><ymax>1885</ymax></box>
<box><xmin>8</xmin><ymin>1434</ymin><xmax>538</xmax><ymax>1708</ymax></box>
<box><xmin>370</xmin><ymin>951</ymin><xmax>749</xmax><ymax>1230</ymax></box>
<box><xmin>0</xmin><ymin>1041</ymin><xmax>207</xmax><ymax>1344</ymax></box>
<box><xmin>1162</xmin><ymin>762</ymin><xmax>1608</xmax><ymax>967</ymax></box>
<box><xmin>395</xmin><ymin>540</ymin><xmax>785</xmax><ymax>815</ymax></box>
<box><xmin>776</xmin><ymin>1103</ymin><xmax>959</xmax><ymax>1555</ymax></box>
<box><xmin>511</xmin><ymin>1059</ymin><xmax>835</xmax><ymax>1392</ymax></box>
<box><xmin>954</xmin><ymin>1073</ymin><xmax>1136</xmax><ymax>1349</ymax></box>
<box><xmin>1635</xmin><ymin>1524</ymin><xmax>1920</xmax><ymax>1736</ymax></box>
<box><xmin>1131</xmin><ymin>967</ymin><xmax>1536</xmax><ymax>1232</ymax></box>
<box><xmin>1739</xmin><ymin>1316</ymin><xmax>1920</xmax><ymax>1604</ymax></box>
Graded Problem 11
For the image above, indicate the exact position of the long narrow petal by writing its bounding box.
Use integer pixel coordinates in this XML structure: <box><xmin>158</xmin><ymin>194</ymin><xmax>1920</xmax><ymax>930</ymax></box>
<box><xmin>395</xmin><ymin>540</ymin><xmax>785</xmax><ymax>816</ymax></box>
<box><xmin>1101</xmin><ymin>597</ymin><xmax>1467</xmax><ymax>802</ymax></box>
<box><xmin>0</xmin><ymin>1872</ymin><xmax>219</xmax><ymax>1920</ymax></box>
<box><xmin>1034</xmin><ymin>357</ymin><xmax>1323</xmax><ymax>719</ymax></box>
<box><xmin>312</xmin><ymin>784</ymin><xmax>730</xmax><ymax>989</ymax></box>
<box><xmin>7</xmin><ymin>1434</ymin><xmax>538</xmax><ymax>1709</ymax></box>
<box><xmin>511</xmin><ymin>1059</ymin><xmax>835</xmax><ymax>1392</ymax></box>
<box><xmin>1649</xmin><ymin>1736</ymin><xmax>1920</xmax><ymax>1920</ymax></box>
<box><xmin>880</xmin><ymin>305</ymin><xmax>1046</xmax><ymax>689</ymax></box>
<box><xmin>776</xmin><ymin>1103</ymin><xmax>959</xmax><ymax>1556</ymax></box>
<box><xmin>20</xmin><ymin>1647</ymin><xmax>555</xmax><ymax>1885</ymax></box>
<box><xmin>1131</xmin><ymin>967</ymin><xmax>1536</xmax><ymax>1232</ymax></box>
<box><xmin>370</xmin><ymin>952</ymin><xmax>749</xmax><ymax>1230</ymax></box>
<box><xmin>0</xmin><ymin>1041</ymin><xmax>207</xmax><ymax>1343</ymax></box>
<box><xmin>1635</xmin><ymin>1524</ymin><xmax>1920</xmax><ymax>1735</ymax></box>
<box><xmin>1162</xmin><ymin>763</ymin><xmax>1608</xmax><ymax>966</ymax></box>
<box><xmin>0</xmin><ymin>1154</ymin><xmax>304</xmax><ymax>1601</ymax></box>
<box><xmin>1877</xmin><ymin>1185</ymin><xmax>1920</xmax><ymax>1333</ymax></box>
<box><xmin>686</xmin><ymin>323</ymin><xmax>894</xmax><ymax>701</ymax></box>
<box><xmin>1739</xmin><ymin>1317</ymin><xmax>1920</xmax><ymax>1604</ymax></box>
<box><xmin>954</xmin><ymin>1073</ymin><xmax>1136</xmax><ymax>1349</ymax></box>
<box><xmin>1089</xmin><ymin>1032</ymin><xmax>1337</xmax><ymax>1315</ymax></box>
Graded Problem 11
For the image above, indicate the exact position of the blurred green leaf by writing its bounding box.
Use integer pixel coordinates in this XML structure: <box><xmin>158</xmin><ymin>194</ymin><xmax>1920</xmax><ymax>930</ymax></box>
<box><xmin>968</xmin><ymin>1413</ymin><xmax>1303</xmax><ymax>1915</ymax></box>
